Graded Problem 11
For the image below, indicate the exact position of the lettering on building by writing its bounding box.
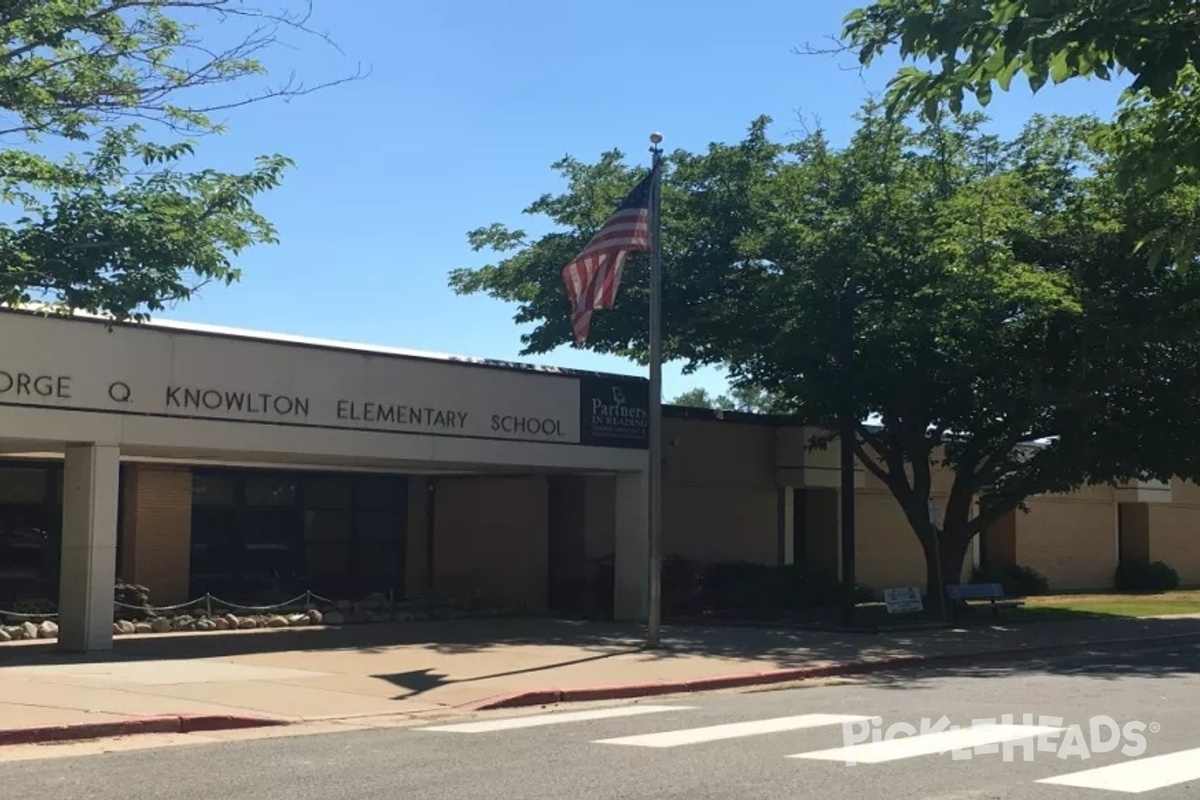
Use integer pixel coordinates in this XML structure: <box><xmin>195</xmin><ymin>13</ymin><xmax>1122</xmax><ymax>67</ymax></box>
<box><xmin>490</xmin><ymin>414</ymin><xmax>566</xmax><ymax>438</ymax></box>
<box><xmin>0</xmin><ymin>371</ymin><xmax>71</xmax><ymax>399</ymax></box>
<box><xmin>165</xmin><ymin>386</ymin><xmax>310</xmax><ymax>417</ymax></box>
<box><xmin>336</xmin><ymin>400</ymin><xmax>468</xmax><ymax>431</ymax></box>
<box><xmin>579</xmin><ymin>378</ymin><xmax>650</xmax><ymax>448</ymax></box>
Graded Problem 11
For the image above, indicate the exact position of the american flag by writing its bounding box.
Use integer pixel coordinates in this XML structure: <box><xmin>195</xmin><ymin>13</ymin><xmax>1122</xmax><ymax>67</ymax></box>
<box><xmin>561</xmin><ymin>168</ymin><xmax>656</xmax><ymax>344</ymax></box>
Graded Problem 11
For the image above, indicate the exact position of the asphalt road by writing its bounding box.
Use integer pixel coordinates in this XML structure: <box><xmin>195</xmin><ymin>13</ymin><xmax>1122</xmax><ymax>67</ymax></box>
<box><xmin>8</xmin><ymin>642</ymin><xmax>1200</xmax><ymax>799</ymax></box>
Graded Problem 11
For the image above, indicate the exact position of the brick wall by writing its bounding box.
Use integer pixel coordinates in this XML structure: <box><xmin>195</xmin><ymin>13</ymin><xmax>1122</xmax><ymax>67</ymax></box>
<box><xmin>662</xmin><ymin>418</ymin><xmax>778</xmax><ymax>565</ymax></box>
<box><xmin>1146</xmin><ymin>504</ymin><xmax>1200</xmax><ymax>585</ymax></box>
<box><xmin>1016</xmin><ymin>496</ymin><xmax>1116</xmax><ymax>590</ymax></box>
<box><xmin>119</xmin><ymin>463</ymin><xmax>193</xmax><ymax>603</ymax></box>
<box><xmin>429</xmin><ymin>476</ymin><xmax>549</xmax><ymax>611</ymax></box>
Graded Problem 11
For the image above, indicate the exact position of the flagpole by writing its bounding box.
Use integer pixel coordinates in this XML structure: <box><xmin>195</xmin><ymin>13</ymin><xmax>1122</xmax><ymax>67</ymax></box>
<box><xmin>646</xmin><ymin>132</ymin><xmax>664</xmax><ymax>647</ymax></box>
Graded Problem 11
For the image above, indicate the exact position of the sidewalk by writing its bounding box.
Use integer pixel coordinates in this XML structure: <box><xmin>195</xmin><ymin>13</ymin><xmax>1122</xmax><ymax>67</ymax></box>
<box><xmin>1</xmin><ymin>614</ymin><xmax>1198</xmax><ymax>740</ymax></box>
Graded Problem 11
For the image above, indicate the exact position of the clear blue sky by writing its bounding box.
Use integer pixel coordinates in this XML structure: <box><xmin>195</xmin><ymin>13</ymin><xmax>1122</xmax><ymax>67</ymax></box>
<box><xmin>166</xmin><ymin>0</ymin><xmax>1127</xmax><ymax>399</ymax></box>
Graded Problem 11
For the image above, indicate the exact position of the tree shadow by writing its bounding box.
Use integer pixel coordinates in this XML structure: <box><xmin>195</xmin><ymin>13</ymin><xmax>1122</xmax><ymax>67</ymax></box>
<box><xmin>0</xmin><ymin>611</ymin><xmax>1196</xmax><ymax>699</ymax></box>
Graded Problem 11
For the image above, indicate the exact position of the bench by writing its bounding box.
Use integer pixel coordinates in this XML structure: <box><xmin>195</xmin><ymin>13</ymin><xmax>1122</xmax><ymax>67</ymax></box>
<box><xmin>945</xmin><ymin>582</ymin><xmax>1024</xmax><ymax>619</ymax></box>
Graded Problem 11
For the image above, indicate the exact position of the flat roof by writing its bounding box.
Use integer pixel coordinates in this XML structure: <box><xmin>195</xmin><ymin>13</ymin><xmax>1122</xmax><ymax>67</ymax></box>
<box><xmin>2</xmin><ymin>305</ymin><xmax>648</xmax><ymax>383</ymax></box>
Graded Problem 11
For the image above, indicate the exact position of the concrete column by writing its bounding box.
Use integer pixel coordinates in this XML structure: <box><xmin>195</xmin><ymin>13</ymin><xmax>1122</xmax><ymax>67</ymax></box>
<box><xmin>613</xmin><ymin>469</ymin><xmax>649</xmax><ymax>622</ymax></box>
<box><xmin>58</xmin><ymin>444</ymin><xmax>120</xmax><ymax>652</ymax></box>
<box><xmin>778</xmin><ymin>487</ymin><xmax>795</xmax><ymax>566</ymax></box>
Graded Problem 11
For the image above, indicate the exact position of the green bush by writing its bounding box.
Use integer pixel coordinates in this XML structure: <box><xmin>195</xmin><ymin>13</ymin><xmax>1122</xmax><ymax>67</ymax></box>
<box><xmin>970</xmin><ymin>563</ymin><xmax>1050</xmax><ymax>597</ymax></box>
<box><xmin>1114</xmin><ymin>559</ymin><xmax>1180</xmax><ymax>593</ymax></box>
<box><xmin>659</xmin><ymin>558</ymin><xmax>871</xmax><ymax>617</ymax></box>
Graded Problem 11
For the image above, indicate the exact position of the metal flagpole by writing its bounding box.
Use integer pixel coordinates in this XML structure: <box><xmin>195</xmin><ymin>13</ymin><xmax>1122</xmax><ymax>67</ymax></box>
<box><xmin>646</xmin><ymin>132</ymin><xmax>664</xmax><ymax>646</ymax></box>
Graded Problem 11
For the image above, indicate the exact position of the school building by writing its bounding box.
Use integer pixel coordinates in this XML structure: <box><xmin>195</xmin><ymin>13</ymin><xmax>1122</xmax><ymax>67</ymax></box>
<box><xmin>0</xmin><ymin>308</ymin><xmax>1197</xmax><ymax>652</ymax></box>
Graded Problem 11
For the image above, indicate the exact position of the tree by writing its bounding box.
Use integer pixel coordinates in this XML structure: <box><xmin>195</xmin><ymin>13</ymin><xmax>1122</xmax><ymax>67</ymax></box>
<box><xmin>838</xmin><ymin>0</ymin><xmax>1200</xmax><ymax>210</ymax></box>
<box><xmin>1</xmin><ymin>1</ymin><xmax>360</xmax><ymax>320</ymax></box>
<box><xmin>671</xmin><ymin>388</ymin><xmax>732</xmax><ymax>409</ymax></box>
<box><xmin>670</xmin><ymin>384</ymin><xmax>787</xmax><ymax>413</ymax></box>
<box><xmin>451</xmin><ymin>104</ymin><xmax>1200</xmax><ymax>604</ymax></box>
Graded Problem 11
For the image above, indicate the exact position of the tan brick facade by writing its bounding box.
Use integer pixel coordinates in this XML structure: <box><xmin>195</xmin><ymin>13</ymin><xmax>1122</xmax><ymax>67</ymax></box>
<box><xmin>112</xmin><ymin>418</ymin><xmax>1200</xmax><ymax>608</ymax></box>
<box><xmin>118</xmin><ymin>463</ymin><xmax>192</xmax><ymax>603</ymax></box>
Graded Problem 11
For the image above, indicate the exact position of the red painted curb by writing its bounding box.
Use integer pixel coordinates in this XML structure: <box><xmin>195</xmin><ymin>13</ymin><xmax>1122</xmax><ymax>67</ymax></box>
<box><xmin>468</xmin><ymin>631</ymin><xmax>1200</xmax><ymax>711</ymax></box>
<box><xmin>0</xmin><ymin>714</ymin><xmax>288</xmax><ymax>747</ymax></box>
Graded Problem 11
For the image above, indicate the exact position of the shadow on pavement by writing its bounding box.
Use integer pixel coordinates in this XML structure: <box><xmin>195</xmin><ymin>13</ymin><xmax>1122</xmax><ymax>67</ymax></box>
<box><xmin>0</xmin><ymin>613</ymin><xmax>1197</xmax><ymax>697</ymax></box>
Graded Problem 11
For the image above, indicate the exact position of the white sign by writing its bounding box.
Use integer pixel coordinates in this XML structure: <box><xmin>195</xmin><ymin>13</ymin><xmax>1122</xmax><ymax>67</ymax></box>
<box><xmin>882</xmin><ymin>586</ymin><xmax>924</xmax><ymax>614</ymax></box>
<box><xmin>0</xmin><ymin>312</ymin><xmax>584</xmax><ymax>445</ymax></box>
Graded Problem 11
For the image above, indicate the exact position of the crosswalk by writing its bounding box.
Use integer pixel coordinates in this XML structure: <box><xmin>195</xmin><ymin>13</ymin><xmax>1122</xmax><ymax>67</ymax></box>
<box><xmin>416</xmin><ymin>704</ymin><xmax>1200</xmax><ymax>794</ymax></box>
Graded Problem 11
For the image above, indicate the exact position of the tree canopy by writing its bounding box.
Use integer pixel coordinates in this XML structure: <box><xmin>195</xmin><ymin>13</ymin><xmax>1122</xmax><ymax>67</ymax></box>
<box><xmin>840</xmin><ymin>0</ymin><xmax>1200</xmax><ymax>206</ymax></box>
<box><xmin>451</xmin><ymin>104</ymin><xmax>1200</xmax><ymax>597</ymax></box>
<box><xmin>670</xmin><ymin>385</ymin><xmax>787</xmax><ymax>414</ymax></box>
<box><xmin>1</xmin><ymin>0</ymin><xmax>359</xmax><ymax>320</ymax></box>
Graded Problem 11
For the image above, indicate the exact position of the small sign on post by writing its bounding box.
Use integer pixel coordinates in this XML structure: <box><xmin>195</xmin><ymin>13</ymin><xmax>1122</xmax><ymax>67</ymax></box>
<box><xmin>883</xmin><ymin>586</ymin><xmax>924</xmax><ymax>615</ymax></box>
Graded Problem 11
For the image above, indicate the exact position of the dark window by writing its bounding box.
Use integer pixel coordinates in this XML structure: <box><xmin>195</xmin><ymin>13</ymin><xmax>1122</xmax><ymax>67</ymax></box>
<box><xmin>0</xmin><ymin>463</ymin><xmax>62</xmax><ymax>602</ymax></box>
<box><xmin>190</xmin><ymin>468</ymin><xmax>408</xmax><ymax>602</ymax></box>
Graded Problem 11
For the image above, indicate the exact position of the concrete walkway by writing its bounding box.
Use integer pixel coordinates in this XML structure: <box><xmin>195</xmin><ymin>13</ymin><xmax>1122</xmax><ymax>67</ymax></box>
<box><xmin>1</xmin><ymin>614</ymin><xmax>1198</xmax><ymax>736</ymax></box>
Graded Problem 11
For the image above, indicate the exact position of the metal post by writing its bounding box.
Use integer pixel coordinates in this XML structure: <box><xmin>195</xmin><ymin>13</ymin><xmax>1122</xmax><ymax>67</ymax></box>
<box><xmin>839</xmin><ymin>287</ymin><xmax>857</xmax><ymax>627</ymax></box>
<box><xmin>425</xmin><ymin>478</ymin><xmax>436</xmax><ymax>617</ymax></box>
<box><xmin>646</xmin><ymin>132</ymin><xmax>665</xmax><ymax>647</ymax></box>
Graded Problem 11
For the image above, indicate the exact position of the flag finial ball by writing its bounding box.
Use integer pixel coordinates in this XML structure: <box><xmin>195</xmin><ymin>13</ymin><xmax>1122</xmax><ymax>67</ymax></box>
<box><xmin>649</xmin><ymin>132</ymin><xmax>663</xmax><ymax>144</ymax></box>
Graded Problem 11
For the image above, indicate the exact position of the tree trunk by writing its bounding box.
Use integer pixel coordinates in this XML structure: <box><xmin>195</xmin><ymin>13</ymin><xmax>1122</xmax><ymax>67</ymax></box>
<box><xmin>922</xmin><ymin>529</ymin><xmax>972</xmax><ymax>620</ymax></box>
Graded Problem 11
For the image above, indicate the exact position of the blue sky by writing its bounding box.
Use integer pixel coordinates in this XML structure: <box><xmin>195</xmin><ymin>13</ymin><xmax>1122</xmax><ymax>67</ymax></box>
<box><xmin>154</xmin><ymin>0</ymin><xmax>1127</xmax><ymax>399</ymax></box>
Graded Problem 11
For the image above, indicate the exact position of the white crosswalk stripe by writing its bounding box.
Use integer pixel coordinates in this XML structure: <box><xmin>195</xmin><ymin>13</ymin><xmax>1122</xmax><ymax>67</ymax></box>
<box><xmin>1037</xmin><ymin>746</ymin><xmax>1200</xmax><ymax>794</ymax></box>
<box><xmin>788</xmin><ymin>723</ymin><xmax>1064</xmax><ymax>764</ymax></box>
<box><xmin>414</xmin><ymin>703</ymin><xmax>1200</xmax><ymax>794</ymax></box>
<box><xmin>594</xmin><ymin>713</ymin><xmax>874</xmax><ymax>748</ymax></box>
<box><xmin>414</xmin><ymin>704</ymin><xmax>694</xmax><ymax>733</ymax></box>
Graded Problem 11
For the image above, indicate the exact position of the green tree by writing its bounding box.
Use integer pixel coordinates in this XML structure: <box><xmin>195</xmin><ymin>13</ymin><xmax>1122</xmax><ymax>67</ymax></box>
<box><xmin>670</xmin><ymin>388</ymin><xmax>732</xmax><ymax>409</ymax></box>
<box><xmin>839</xmin><ymin>0</ymin><xmax>1200</xmax><ymax>208</ymax></box>
<box><xmin>451</xmin><ymin>104</ymin><xmax>1200</xmax><ymax>603</ymax></box>
<box><xmin>671</xmin><ymin>384</ymin><xmax>786</xmax><ymax>413</ymax></box>
<box><xmin>1</xmin><ymin>1</ymin><xmax>360</xmax><ymax>320</ymax></box>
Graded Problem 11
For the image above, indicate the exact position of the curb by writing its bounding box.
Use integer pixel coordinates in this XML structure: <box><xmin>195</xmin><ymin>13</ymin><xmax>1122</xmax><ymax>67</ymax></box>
<box><xmin>466</xmin><ymin>631</ymin><xmax>1200</xmax><ymax>711</ymax></box>
<box><xmin>0</xmin><ymin>714</ymin><xmax>289</xmax><ymax>747</ymax></box>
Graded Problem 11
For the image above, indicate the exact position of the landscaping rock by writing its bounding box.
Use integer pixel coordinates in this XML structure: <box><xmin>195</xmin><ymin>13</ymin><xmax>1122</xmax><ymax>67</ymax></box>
<box><xmin>196</xmin><ymin>618</ymin><xmax>217</xmax><ymax>631</ymax></box>
<box><xmin>214</xmin><ymin>617</ymin><xmax>230</xmax><ymax>630</ymax></box>
<box><xmin>286</xmin><ymin>613</ymin><xmax>308</xmax><ymax>627</ymax></box>
<box><xmin>21</xmin><ymin>622</ymin><xmax>38</xmax><ymax>640</ymax></box>
<box><xmin>134</xmin><ymin>622</ymin><xmax>152</xmax><ymax>634</ymax></box>
<box><xmin>222</xmin><ymin>613</ymin><xmax>240</xmax><ymax>628</ymax></box>
<box><xmin>37</xmin><ymin>620</ymin><xmax>57</xmax><ymax>639</ymax></box>
<box><xmin>322</xmin><ymin>611</ymin><xmax>344</xmax><ymax>625</ymax></box>
<box><xmin>172</xmin><ymin>615</ymin><xmax>195</xmax><ymax>631</ymax></box>
<box><xmin>306</xmin><ymin>609</ymin><xmax>323</xmax><ymax>625</ymax></box>
<box><xmin>238</xmin><ymin>617</ymin><xmax>257</xmax><ymax>629</ymax></box>
<box><xmin>0</xmin><ymin>628</ymin><xmax>10</xmax><ymax>642</ymax></box>
<box><xmin>115</xmin><ymin>620</ymin><xmax>136</xmax><ymax>635</ymax></box>
<box><xmin>265</xmin><ymin>615</ymin><xmax>289</xmax><ymax>628</ymax></box>
<box><xmin>150</xmin><ymin>617</ymin><xmax>172</xmax><ymax>633</ymax></box>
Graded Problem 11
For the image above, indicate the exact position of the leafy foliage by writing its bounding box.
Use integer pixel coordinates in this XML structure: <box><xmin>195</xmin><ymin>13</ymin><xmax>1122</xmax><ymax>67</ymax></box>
<box><xmin>970</xmin><ymin>563</ymin><xmax>1050</xmax><ymax>596</ymax></box>
<box><xmin>670</xmin><ymin>384</ymin><xmax>787</xmax><ymax>414</ymax></box>
<box><xmin>840</xmin><ymin>0</ymin><xmax>1200</xmax><ymax>211</ymax></box>
<box><xmin>451</xmin><ymin>104</ymin><xmax>1200</xmax><ymax>598</ymax></box>
<box><xmin>0</xmin><ymin>1</ymin><xmax>359</xmax><ymax>320</ymax></box>
<box><xmin>1114</xmin><ymin>559</ymin><xmax>1181</xmax><ymax>593</ymax></box>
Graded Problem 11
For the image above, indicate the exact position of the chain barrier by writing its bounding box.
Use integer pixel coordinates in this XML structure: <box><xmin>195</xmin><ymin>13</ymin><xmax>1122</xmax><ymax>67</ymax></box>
<box><xmin>0</xmin><ymin>589</ymin><xmax>352</xmax><ymax>622</ymax></box>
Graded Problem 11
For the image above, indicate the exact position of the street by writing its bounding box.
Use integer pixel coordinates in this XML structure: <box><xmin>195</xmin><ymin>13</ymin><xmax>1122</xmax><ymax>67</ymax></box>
<box><xmin>6</xmin><ymin>642</ymin><xmax>1200</xmax><ymax>799</ymax></box>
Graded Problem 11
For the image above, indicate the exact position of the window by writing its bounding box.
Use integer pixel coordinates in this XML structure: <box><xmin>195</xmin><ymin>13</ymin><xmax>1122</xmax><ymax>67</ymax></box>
<box><xmin>190</xmin><ymin>469</ymin><xmax>408</xmax><ymax>601</ymax></box>
<box><xmin>0</xmin><ymin>463</ymin><xmax>62</xmax><ymax>602</ymax></box>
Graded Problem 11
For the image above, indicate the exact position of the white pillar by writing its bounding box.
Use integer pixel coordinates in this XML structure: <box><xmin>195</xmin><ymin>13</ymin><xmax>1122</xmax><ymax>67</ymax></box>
<box><xmin>58</xmin><ymin>444</ymin><xmax>120</xmax><ymax>652</ymax></box>
<box><xmin>780</xmin><ymin>488</ymin><xmax>795</xmax><ymax>565</ymax></box>
<box><xmin>613</xmin><ymin>469</ymin><xmax>649</xmax><ymax>622</ymax></box>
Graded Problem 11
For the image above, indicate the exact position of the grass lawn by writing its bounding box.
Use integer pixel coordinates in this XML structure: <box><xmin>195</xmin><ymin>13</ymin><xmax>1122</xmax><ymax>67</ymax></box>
<box><xmin>1016</xmin><ymin>589</ymin><xmax>1200</xmax><ymax>620</ymax></box>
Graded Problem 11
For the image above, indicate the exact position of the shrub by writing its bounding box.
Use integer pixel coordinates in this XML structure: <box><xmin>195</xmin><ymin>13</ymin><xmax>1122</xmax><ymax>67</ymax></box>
<box><xmin>114</xmin><ymin>579</ymin><xmax>152</xmax><ymax>619</ymax></box>
<box><xmin>971</xmin><ymin>563</ymin><xmax>1050</xmax><ymax>597</ymax></box>
<box><xmin>1114</xmin><ymin>559</ymin><xmax>1180</xmax><ymax>593</ymax></box>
